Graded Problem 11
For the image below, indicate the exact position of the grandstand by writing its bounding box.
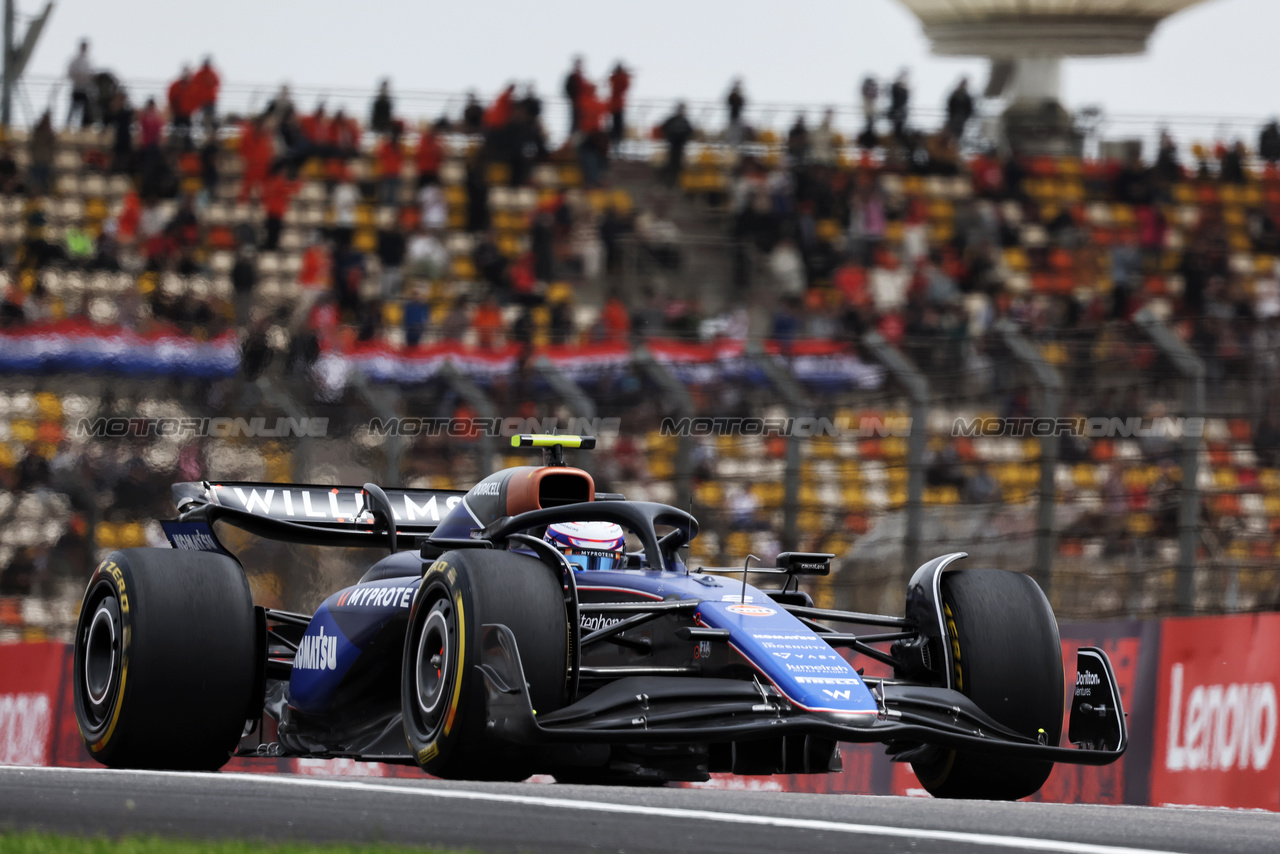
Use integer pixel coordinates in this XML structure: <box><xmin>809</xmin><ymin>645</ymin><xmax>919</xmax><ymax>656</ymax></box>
<box><xmin>3</xmin><ymin>54</ymin><xmax>1280</xmax><ymax>644</ymax></box>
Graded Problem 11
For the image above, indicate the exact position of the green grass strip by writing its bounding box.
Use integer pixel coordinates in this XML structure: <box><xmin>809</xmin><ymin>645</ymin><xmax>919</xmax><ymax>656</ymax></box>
<box><xmin>0</xmin><ymin>831</ymin><xmax>468</xmax><ymax>854</ymax></box>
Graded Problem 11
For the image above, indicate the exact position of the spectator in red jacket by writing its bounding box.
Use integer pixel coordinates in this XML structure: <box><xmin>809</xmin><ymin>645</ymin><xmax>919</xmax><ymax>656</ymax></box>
<box><xmin>415</xmin><ymin>123</ymin><xmax>443</xmax><ymax>187</ymax></box>
<box><xmin>168</xmin><ymin>67</ymin><xmax>196</xmax><ymax>146</ymax></box>
<box><xmin>377</xmin><ymin>127</ymin><xmax>404</xmax><ymax>206</ymax></box>
<box><xmin>239</xmin><ymin>116</ymin><xmax>272</xmax><ymax>202</ymax></box>
<box><xmin>576</xmin><ymin>80</ymin><xmax>608</xmax><ymax>187</ymax></box>
<box><xmin>138</xmin><ymin>99</ymin><xmax>165</xmax><ymax>196</ymax></box>
<box><xmin>190</xmin><ymin>57</ymin><xmax>220</xmax><ymax>128</ymax></box>
<box><xmin>299</xmin><ymin>104</ymin><xmax>329</xmax><ymax>147</ymax></box>
<box><xmin>485</xmin><ymin>84</ymin><xmax>515</xmax><ymax>130</ymax></box>
<box><xmin>261</xmin><ymin>169</ymin><xmax>298</xmax><ymax>251</ymax></box>
<box><xmin>608</xmin><ymin>62</ymin><xmax>631</xmax><ymax>144</ymax></box>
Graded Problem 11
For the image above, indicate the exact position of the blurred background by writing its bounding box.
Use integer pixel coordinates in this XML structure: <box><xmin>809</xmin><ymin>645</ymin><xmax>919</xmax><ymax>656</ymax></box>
<box><xmin>2</xmin><ymin>0</ymin><xmax>1278</xmax><ymax>642</ymax></box>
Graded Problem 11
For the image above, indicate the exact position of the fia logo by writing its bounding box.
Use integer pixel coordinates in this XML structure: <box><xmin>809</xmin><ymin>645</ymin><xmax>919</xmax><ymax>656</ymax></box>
<box><xmin>693</xmin><ymin>640</ymin><xmax>712</xmax><ymax>660</ymax></box>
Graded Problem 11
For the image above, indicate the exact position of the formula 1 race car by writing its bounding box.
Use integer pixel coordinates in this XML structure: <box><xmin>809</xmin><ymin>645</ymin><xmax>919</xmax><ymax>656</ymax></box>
<box><xmin>73</xmin><ymin>435</ymin><xmax>1126</xmax><ymax>799</ymax></box>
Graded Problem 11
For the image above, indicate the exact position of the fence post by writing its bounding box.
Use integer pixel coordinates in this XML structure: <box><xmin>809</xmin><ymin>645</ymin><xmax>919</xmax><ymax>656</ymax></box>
<box><xmin>861</xmin><ymin>331</ymin><xmax>929</xmax><ymax>579</ymax></box>
<box><xmin>995</xmin><ymin>319</ymin><xmax>1064</xmax><ymax>595</ymax></box>
<box><xmin>441</xmin><ymin>363</ymin><xmax>499</xmax><ymax>480</ymax></box>
<box><xmin>634</xmin><ymin>346</ymin><xmax>695</xmax><ymax>511</ymax></box>
<box><xmin>1135</xmin><ymin>307</ymin><xmax>1206</xmax><ymax>615</ymax></box>
<box><xmin>749</xmin><ymin>343</ymin><xmax>811</xmax><ymax>552</ymax></box>
<box><xmin>347</xmin><ymin>370</ymin><xmax>406</xmax><ymax>486</ymax></box>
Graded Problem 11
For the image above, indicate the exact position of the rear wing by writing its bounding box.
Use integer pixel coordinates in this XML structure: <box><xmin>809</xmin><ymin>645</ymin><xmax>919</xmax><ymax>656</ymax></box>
<box><xmin>171</xmin><ymin>480</ymin><xmax>467</xmax><ymax>548</ymax></box>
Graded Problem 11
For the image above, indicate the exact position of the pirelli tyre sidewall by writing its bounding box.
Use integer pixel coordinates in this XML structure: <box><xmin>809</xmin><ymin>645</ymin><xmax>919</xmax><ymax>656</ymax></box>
<box><xmin>72</xmin><ymin>548</ymin><xmax>256</xmax><ymax>771</ymax></box>
<box><xmin>402</xmin><ymin>549</ymin><xmax>568</xmax><ymax>780</ymax></box>
<box><xmin>74</xmin><ymin>566</ymin><xmax>130</xmax><ymax>755</ymax></box>
<box><xmin>910</xmin><ymin>568</ymin><xmax>1064</xmax><ymax>801</ymax></box>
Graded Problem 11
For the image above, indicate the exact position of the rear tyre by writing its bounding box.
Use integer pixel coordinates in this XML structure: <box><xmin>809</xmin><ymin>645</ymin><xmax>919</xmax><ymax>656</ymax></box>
<box><xmin>402</xmin><ymin>549</ymin><xmax>568</xmax><ymax>780</ymax></box>
<box><xmin>911</xmin><ymin>569</ymin><xmax>1063</xmax><ymax>800</ymax></box>
<box><xmin>73</xmin><ymin>548</ymin><xmax>257</xmax><ymax>771</ymax></box>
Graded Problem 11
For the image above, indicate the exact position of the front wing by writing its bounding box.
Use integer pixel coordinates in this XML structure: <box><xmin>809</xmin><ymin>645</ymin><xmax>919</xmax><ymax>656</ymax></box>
<box><xmin>478</xmin><ymin>623</ymin><xmax>1128</xmax><ymax>767</ymax></box>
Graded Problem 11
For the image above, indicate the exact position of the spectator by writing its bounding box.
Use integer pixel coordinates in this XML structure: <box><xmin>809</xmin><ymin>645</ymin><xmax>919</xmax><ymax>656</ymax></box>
<box><xmin>1220</xmin><ymin>140</ymin><xmax>1247</xmax><ymax>185</ymax></box>
<box><xmin>726</xmin><ymin>78</ymin><xmax>746</xmax><ymax>145</ymax></box>
<box><xmin>601</xmin><ymin>293</ymin><xmax>630</xmax><ymax>339</ymax></box>
<box><xmin>28</xmin><ymin>112</ymin><xmax>55</xmax><ymax>197</ymax></box>
<box><xmin>859</xmin><ymin>75</ymin><xmax>879</xmax><ymax>145</ymax></box>
<box><xmin>474</xmin><ymin>294</ymin><xmax>504</xmax><ymax>349</ymax></box>
<box><xmin>200</xmin><ymin>134</ymin><xmax>220</xmax><ymax>197</ymax></box>
<box><xmin>298</xmin><ymin>233</ymin><xmax>332</xmax><ymax>290</ymax></box>
<box><xmin>414</xmin><ymin>122</ymin><xmax>443</xmax><ymax>187</ymax></box>
<box><xmin>191</xmin><ymin>57</ymin><xmax>220</xmax><ymax>129</ymax></box>
<box><xmin>238</xmin><ymin>115</ymin><xmax>272</xmax><ymax>202</ymax></box>
<box><xmin>636</xmin><ymin>202</ymin><xmax>681</xmax><ymax>270</ymax></box>
<box><xmin>66</xmin><ymin>40</ymin><xmax>94</xmax><ymax>128</ymax></box>
<box><xmin>331</xmin><ymin>179</ymin><xmax>359</xmax><ymax>248</ymax></box>
<box><xmin>231</xmin><ymin>244</ymin><xmax>257</xmax><ymax>324</ymax></box>
<box><xmin>461</xmin><ymin>91</ymin><xmax>484</xmax><ymax>131</ymax></box>
<box><xmin>1154</xmin><ymin>130</ymin><xmax>1182</xmax><ymax>183</ymax></box>
<box><xmin>888</xmin><ymin>70</ymin><xmax>910</xmax><ymax>143</ymax></box>
<box><xmin>107</xmin><ymin>90</ymin><xmax>133</xmax><ymax>174</ymax></box>
<box><xmin>608</xmin><ymin>62</ymin><xmax>631</xmax><ymax>144</ymax></box>
<box><xmin>786</xmin><ymin>114</ymin><xmax>810</xmax><ymax>164</ymax></box>
<box><xmin>377</xmin><ymin>223</ymin><xmax>406</xmax><ymax>298</ymax></box>
<box><xmin>417</xmin><ymin>181</ymin><xmax>447</xmax><ymax>231</ymax></box>
<box><xmin>168</xmin><ymin>66</ymin><xmax>197</xmax><ymax>147</ymax></box>
<box><xmin>563</xmin><ymin>57</ymin><xmax>584</xmax><ymax>139</ymax></box>
<box><xmin>659</xmin><ymin>102</ymin><xmax>694</xmax><ymax>186</ymax></box>
<box><xmin>465</xmin><ymin>161</ymin><xmax>490</xmax><ymax>232</ymax></box>
<box><xmin>260</xmin><ymin>169</ymin><xmax>297</xmax><ymax>251</ymax></box>
<box><xmin>769</xmin><ymin>236</ymin><xmax>806</xmax><ymax>298</ymax></box>
<box><xmin>484</xmin><ymin>83</ymin><xmax>515</xmax><ymax>131</ymax></box>
<box><xmin>521</xmin><ymin>83</ymin><xmax>542</xmax><ymax>124</ymax></box>
<box><xmin>575</xmin><ymin>79</ymin><xmax>608</xmax><ymax>187</ymax></box>
<box><xmin>377</xmin><ymin>126</ymin><xmax>404</xmax><ymax>206</ymax></box>
<box><xmin>371</xmin><ymin>79</ymin><xmax>394</xmax><ymax>134</ymax></box>
<box><xmin>406</xmin><ymin>225</ymin><xmax>448</xmax><ymax>279</ymax></box>
<box><xmin>945</xmin><ymin>76</ymin><xmax>973</xmax><ymax>140</ymax></box>
<box><xmin>403</xmin><ymin>285</ymin><xmax>429</xmax><ymax>346</ymax></box>
<box><xmin>810</xmin><ymin>109</ymin><xmax>837</xmax><ymax>167</ymax></box>
<box><xmin>1260</xmin><ymin>120</ymin><xmax>1280</xmax><ymax>165</ymax></box>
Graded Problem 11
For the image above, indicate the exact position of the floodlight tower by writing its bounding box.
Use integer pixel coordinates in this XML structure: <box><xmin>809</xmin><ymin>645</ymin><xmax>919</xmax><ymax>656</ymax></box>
<box><xmin>894</xmin><ymin>0</ymin><xmax>1216</xmax><ymax>155</ymax></box>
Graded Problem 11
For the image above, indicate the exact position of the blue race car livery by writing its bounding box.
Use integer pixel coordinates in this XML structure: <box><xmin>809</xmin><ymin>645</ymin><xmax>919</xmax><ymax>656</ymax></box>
<box><xmin>72</xmin><ymin>434</ymin><xmax>1127</xmax><ymax>799</ymax></box>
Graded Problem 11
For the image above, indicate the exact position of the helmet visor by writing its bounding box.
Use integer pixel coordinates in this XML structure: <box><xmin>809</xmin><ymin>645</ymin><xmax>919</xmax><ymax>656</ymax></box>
<box><xmin>563</xmin><ymin>548</ymin><xmax>623</xmax><ymax>572</ymax></box>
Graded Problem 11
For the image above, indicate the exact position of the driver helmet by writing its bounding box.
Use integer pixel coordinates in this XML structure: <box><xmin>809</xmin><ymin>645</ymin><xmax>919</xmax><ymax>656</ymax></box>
<box><xmin>545</xmin><ymin>521</ymin><xmax>626</xmax><ymax>571</ymax></box>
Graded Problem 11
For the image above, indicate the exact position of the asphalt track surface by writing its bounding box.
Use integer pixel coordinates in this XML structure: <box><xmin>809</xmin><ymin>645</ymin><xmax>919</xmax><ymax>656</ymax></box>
<box><xmin>2</xmin><ymin>766</ymin><xmax>1278</xmax><ymax>854</ymax></box>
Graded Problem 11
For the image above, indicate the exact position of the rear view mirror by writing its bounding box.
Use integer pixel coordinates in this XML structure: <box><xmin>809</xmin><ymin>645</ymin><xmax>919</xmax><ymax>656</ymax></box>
<box><xmin>775</xmin><ymin>552</ymin><xmax>833</xmax><ymax>576</ymax></box>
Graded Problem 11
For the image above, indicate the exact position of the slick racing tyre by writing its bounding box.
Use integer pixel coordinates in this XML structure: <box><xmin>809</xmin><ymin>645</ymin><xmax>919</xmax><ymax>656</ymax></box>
<box><xmin>402</xmin><ymin>549</ymin><xmax>568</xmax><ymax>780</ymax></box>
<box><xmin>911</xmin><ymin>569</ymin><xmax>1064</xmax><ymax>800</ymax></box>
<box><xmin>74</xmin><ymin>548</ymin><xmax>257</xmax><ymax>771</ymax></box>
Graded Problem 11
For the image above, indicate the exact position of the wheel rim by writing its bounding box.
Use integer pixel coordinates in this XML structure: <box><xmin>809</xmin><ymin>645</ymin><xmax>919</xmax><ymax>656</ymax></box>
<box><xmin>78</xmin><ymin>587</ymin><xmax>121</xmax><ymax>729</ymax></box>
<box><xmin>84</xmin><ymin>604</ymin><xmax>116</xmax><ymax>706</ymax></box>
<box><xmin>415</xmin><ymin>605</ymin><xmax>450</xmax><ymax>718</ymax></box>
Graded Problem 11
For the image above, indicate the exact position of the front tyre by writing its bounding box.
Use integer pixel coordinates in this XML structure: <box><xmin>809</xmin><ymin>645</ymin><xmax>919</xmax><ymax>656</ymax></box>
<box><xmin>911</xmin><ymin>569</ymin><xmax>1064</xmax><ymax>800</ymax></box>
<box><xmin>402</xmin><ymin>549</ymin><xmax>568</xmax><ymax>780</ymax></box>
<box><xmin>73</xmin><ymin>548</ymin><xmax>257</xmax><ymax>771</ymax></box>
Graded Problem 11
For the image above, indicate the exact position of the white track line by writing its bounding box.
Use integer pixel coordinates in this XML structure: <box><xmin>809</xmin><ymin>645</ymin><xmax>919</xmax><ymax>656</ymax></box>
<box><xmin>4</xmin><ymin>766</ymin><xmax>1180</xmax><ymax>854</ymax></box>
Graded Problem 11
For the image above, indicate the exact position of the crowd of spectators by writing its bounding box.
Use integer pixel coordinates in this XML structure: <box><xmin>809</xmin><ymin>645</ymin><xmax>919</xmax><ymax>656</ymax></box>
<box><xmin>2</xmin><ymin>43</ymin><xmax>1280</xmax><ymax>412</ymax></box>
